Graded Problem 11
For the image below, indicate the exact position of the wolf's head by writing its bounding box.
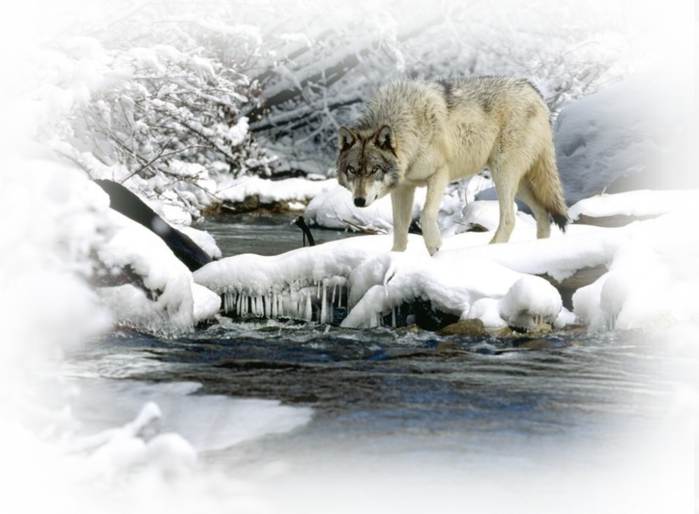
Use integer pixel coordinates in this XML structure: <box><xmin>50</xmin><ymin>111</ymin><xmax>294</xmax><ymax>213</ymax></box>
<box><xmin>336</xmin><ymin>125</ymin><xmax>400</xmax><ymax>208</ymax></box>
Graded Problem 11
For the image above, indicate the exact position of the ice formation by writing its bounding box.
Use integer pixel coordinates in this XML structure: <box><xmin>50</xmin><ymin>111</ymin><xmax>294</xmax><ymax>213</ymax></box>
<box><xmin>194</xmin><ymin>234</ymin><xmax>398</xmax><ymax>323</ymax></box>
<box><xmin>194</xmin><ymin>197</ymin><xmax>699</xmax><ymax>332</ymax></box>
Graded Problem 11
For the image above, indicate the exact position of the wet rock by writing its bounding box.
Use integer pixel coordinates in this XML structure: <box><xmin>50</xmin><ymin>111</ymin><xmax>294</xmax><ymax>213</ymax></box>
<box><xmin>436</xmin><ymin>319</ymin><xmax>487</xmax><ymax>337</ymax></box>
<box><xmin>486</xmin><ymin>326</ymin><xmax>514</xmax><ymax>338</ymax></box>
<box><xmin>523</xmin><ymin>323</ymin><xmax>552</xmax><ymax>336</ymax></box>
<box><xmin>394</xmin><ymin>324</ymin><xmax>422</xmax><ymax>334</ymax></box>
<box><xmin>517</xmin><ymin>338</ymin><xmax>556</xmax><ymax>350</ymax></box>
<box><xmin>436</xmin><ymin>341</ymin><xmax>460</xmax><ymax>352</ymax></box>
<box><xmin>561</xmin><ymin>325</ymin><xmax>588</xmax><ymax>335</ymax></box>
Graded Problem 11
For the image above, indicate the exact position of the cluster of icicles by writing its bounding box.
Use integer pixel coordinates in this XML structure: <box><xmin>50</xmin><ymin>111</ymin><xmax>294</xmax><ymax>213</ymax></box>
<box><xmin>222</xmin><ymin>277</ymin><xmax>349</xmax><ymax>324</ymax></box>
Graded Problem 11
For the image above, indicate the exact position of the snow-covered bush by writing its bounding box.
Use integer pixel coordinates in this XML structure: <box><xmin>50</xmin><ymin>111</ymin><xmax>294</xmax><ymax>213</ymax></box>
<box><xmin>24</xmin><ymin>1</ymin><xmax>278</xmax><ymax>220</ymax></box>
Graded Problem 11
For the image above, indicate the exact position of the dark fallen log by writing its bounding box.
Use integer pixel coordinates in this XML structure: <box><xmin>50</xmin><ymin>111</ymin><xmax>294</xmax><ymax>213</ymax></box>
<box><xmin>95</xmin><ymin>179</ymin><xmax>213</xmax><ymax>271</ymax></box>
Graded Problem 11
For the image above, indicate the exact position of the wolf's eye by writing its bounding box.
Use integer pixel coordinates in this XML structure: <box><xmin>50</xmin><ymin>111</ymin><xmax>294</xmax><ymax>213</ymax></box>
<box><xmin>370</xmin><ymin>166</ymin><xmax>381</xmax><ymax>175</ymax></box>
<box><xmin>346</xmin><ymin>166</ymin><xmax>355</xmax><ymax>175</ymax></box>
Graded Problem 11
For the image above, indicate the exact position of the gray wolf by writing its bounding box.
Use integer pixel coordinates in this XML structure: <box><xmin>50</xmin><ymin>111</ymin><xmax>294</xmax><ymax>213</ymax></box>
<box><xmin>336</xmin><ymin>76</ymin><xmax>568</xmax><ymax>255</ymax></box>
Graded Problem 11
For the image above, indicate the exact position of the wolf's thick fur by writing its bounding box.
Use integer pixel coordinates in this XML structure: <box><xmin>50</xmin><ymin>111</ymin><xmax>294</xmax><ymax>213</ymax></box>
<box><xmin>336</xmin><ymin>76</ymin><xmax>568</xmax><ymax>255</ymax></box>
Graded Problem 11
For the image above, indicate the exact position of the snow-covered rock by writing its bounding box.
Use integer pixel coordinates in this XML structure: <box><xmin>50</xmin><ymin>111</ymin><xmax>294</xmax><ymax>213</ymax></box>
<box><xmin>95</xmin><ymin>209</ymin><xmax>197</xmax><ymax>336</ymax></box>
<box><xmin>499</xmin><ymin>276</ymin><xmax>562</xmax><ymax>330</ymax></box>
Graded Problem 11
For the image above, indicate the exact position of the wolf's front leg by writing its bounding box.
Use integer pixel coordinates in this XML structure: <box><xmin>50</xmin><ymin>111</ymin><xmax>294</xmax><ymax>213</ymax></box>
<box><xmin>390</xmin><ymin>185</ymin><xmax>415</xmax><ymax>252</ymax></box>
<box><xmin>422</xmin><ymin>170</ymin><xmax>449</xmax><ymax>255</ymax></box>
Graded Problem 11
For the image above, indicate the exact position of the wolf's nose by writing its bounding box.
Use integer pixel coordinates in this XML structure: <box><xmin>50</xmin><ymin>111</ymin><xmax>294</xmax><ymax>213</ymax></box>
<box><xmin>353</xmin><ymin>197</ymin><xmax>366</xmax><ymax>208</ymax></box>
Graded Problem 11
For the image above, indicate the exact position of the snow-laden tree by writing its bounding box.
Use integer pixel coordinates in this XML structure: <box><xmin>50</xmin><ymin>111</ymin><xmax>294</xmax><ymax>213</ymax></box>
<box><xmin>0</xmin><ymin>1</ymin><xmax>271</xmax><ymax>221</ymax></box>
<box><xmin>242</xmin><ymin>0</ymin><xmax>647</xmax><ymax>174</ymax></box>
<box><xmin>24</xmin><ymin>0</ymin><xmax>653</xmax><ymax>218</ymax></box>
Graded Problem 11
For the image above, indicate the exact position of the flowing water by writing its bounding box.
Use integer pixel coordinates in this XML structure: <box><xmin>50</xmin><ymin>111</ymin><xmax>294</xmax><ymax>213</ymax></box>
<box><xmin>65</xmin><ymin>214</ymin><xmax>696</xmax><ymax>513</ymax></box>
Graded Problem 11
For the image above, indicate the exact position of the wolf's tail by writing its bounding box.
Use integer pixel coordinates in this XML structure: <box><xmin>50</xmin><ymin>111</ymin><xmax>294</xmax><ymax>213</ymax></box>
<box><xmin>528</xmin><ymin>146</ymin><xmax>568</xmax><ymax>232</ymax></box>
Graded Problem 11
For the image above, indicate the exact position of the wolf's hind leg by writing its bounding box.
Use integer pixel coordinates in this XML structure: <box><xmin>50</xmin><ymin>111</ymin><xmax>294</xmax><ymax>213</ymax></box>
<box><xmin>391</xmin><ymin>185</ymin><xmax>415</xmax><ymax>252</ymax></box>
<box><xmin>489</xmin><ymin>168</ymin><xmax>519</xmax><ymax>244</ymax></box>
<box><xmin>422</xmin><ymin>169</ymin><xmax>449</xmax><ymax>255</ymax></box>
<box><xmin>517</xmin><ymin>182</ymin><xmax>551</xmax><ymax>239</ymax></box>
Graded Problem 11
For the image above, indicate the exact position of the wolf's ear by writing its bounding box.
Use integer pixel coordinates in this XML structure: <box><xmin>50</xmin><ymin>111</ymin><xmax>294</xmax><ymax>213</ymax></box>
<box><xmin>375</xmin><ymin>125</ymin><xmax>396</xmax><ymax>153</ymax></box>
<box><xmin>338</xmin><ymin>126</ymin><xmax>357</xmax><ymax>152</ymax></box>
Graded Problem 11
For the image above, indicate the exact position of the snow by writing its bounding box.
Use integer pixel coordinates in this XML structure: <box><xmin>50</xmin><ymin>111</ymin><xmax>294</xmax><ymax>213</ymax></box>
<box><xmin>305</xmin><ymin>178</ymin><xmax>492</xmax><ymax>234</ymax></box>
<box><xmin>554</xmin><ymin>63</ymin><xmax>694</xmax><ymax>205</ymax></box>
<box><xmin>66</xmin><ymin>380</ymin><xmax>313</xmax><ymax>454</ymax></box>
<box><xmin>95</xmin><ymin>208</ymin><xmax>198</xmax><ymax>336</ymax></box>
<box><xmin>1</xmin><ymin>2</ymin><xmax>696</xmax><ymax>513</ymax></box>
<box><xmin>499</xmin><ymin>276</ymin><xmax>563</xmax><ymax>330</ymax></box>
<box><xmin>194</xmin><ymin>200</ymin><xmax>698</xmax><ymax>331</ymax></box>
<box><xmin>217</xmin><ymin>175</ymin><xmax>338</xmax><ymax>206</ymax></box>
<box><xmin>305</xmin><ymin>186</ymin><xmax>405</xmax><ymax>232</ymax></box>
<box><xmin>568</xmin><ymin>189</ymin><xmax>697</xmax><ymax>220</ymax></box>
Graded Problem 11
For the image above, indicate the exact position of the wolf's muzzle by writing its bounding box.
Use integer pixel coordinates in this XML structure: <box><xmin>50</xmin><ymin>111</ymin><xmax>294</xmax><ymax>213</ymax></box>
<box><xmin>353</xmin><ymin>197</ymin><xmax>366</xmax><ymax>207</ymax></box>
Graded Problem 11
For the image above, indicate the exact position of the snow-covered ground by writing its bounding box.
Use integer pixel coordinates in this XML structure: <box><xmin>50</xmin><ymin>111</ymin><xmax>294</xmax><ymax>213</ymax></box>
<box><xmin>196</xmin><ymin>192</ymin><xmax>699</xmax><ymax>332</ymax></box>
<box><xmin>1</xmin><ymin>1</ymin><xmax>696</xmax><ymax>513</ymax></box>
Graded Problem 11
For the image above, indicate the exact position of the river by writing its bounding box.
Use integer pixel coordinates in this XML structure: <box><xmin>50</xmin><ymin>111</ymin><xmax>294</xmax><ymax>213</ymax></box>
<box><xmin>64</xmin><ymin>213</ymin><xmax>695</xmax><ymax>513</ymax></box>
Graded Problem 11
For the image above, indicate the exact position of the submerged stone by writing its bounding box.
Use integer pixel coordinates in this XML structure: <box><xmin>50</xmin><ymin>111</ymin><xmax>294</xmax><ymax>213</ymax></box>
<box><xmin>436</xmin><ymin>319</ymin><xmax>487</xmax><ymax>337</ymax></box>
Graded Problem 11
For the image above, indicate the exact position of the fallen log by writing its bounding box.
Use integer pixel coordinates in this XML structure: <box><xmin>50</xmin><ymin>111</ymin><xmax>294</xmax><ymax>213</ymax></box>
<box><xmin>95</xmin><ymin>179</ymin><xmax>213</xmax><ymax>271</ymax></box>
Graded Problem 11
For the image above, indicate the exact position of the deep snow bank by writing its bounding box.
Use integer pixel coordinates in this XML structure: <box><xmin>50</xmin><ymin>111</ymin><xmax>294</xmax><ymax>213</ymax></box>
<box><xmin>194</xmin><ymin>189</ymin><xmax>699</xmax><ymax>331</ymax></box>
<box><xmin>554</xmin><ymin>64</ymin><xmax>695</xmax><ymax>205</ymax></box>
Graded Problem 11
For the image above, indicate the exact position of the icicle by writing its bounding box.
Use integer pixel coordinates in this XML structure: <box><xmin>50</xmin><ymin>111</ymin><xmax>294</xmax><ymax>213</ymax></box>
<box><xmin>271</xmin><ymin>292</ymin><xmax>277</xmax><ymax>318</ymax></box>
<box><xmin>303</xmin><ymin>294</ymin><xmax>312</xmax><ymax>322</ymax></box>
<box><xmin>331</xmin><ymin>283</ymin><xmax>337</xmax><ymax>305</ymax></box>
<box><xmin>338</xmin><ymin>285</ymin><xmax>343</xmax><ymax>308</ymax></box>
<box><xmin>320</xmin><ymin>283</ymin><xmax>328</xmax><ymax>324</ymax></box>
<box><xmin>292</xmin><ymin>290</ymin><xmax>299</xmax><ymax>318</ymax></box>
<box><xmin>391</xmin><ymin>306</ymin><xmax>396</xmax><ymax>328</ymax></box>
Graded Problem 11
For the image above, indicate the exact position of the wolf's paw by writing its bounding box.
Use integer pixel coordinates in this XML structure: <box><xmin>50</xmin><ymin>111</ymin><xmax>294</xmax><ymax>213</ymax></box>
<box><xmin>424</xmin><ymin>233</ymin><xmax>442</xmax><ymax>256</ymax></box>
<box><xmin>427</xmin><ymin>244</ymin><xmax>441</xmax><ymax>256</ymax></box>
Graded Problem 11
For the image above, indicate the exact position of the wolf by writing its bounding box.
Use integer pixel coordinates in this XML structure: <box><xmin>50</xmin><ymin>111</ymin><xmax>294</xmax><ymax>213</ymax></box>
<box><xmin>336</xmin><ymin>76</ymin><xmax>568</xmax><ymax>255</ymax></box>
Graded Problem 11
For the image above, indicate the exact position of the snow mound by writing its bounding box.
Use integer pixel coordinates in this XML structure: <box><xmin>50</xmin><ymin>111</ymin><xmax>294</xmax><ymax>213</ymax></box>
<box><xmin>499</xmin><ymin>276</ymin><xmax>562</xmax><ymax>330</ymax></box>
<box><xmin>555</xmin><ymin>65</ymin><xmax>694</xmax><ymax>205</ymax></box>
<box><xmin>568</xmin><ymin>190</ymin><xmax>699</xmax><ymax>221</ymax></box>
<box><xmin>194</xmin><ymin>234</ymin><xmax>398</xmax><ymax>323</ymax></box>
<box><xmin>573</xmin><ymin>213</ymin><xmax>699</xmax><ymax>331</ymax></box>
<box><xmin>194</xmin><ymin>195</ymin><xmax>699</xmax><ymax>332</ymax></box>
<box><xmin>304</xmin><ymin>185</ymin><xmax>413</xmax><ymax>233</ymax></box>
<box><xmin>218</xmin><ymin>175</ymin><xmax>338</xmax><ymax>205</ymax></box>
<box><xmin>95</xmin><ymin>209</ymin><xmax>197</xmax><ymax>336</ymax></box>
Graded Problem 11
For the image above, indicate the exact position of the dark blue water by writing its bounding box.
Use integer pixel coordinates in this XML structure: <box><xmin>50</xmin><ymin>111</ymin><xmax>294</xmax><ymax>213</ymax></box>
<box><xmin>71</xmin><ymin>318</ymin><xmax>695</xmax><ymax>512</ymax></box>
<box><xmin>67</xmin><ymin>217</ymin><xmax>696</xmax><ymax>513</ymax></box>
